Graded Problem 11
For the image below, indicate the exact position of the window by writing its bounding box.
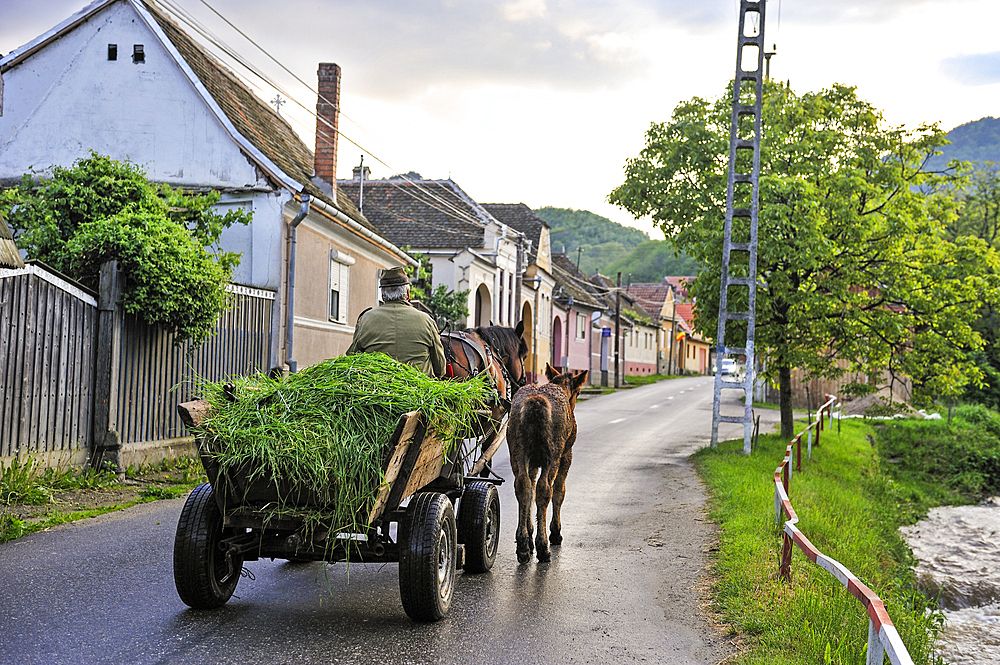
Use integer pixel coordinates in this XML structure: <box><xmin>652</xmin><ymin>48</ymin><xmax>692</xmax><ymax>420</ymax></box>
<box><xmin>132</xmin><ymin>44</ymin><xmax>145</xmax><ymax>64</ymax></box>
<box><xmin>575</xmin><ymin>312</ymin><xmax>586</xmax><ymax>340</ymax></box>
<box><xmin>329</xmin><ymin>252</ymin><xmax>353</xmax><ymax>324</ymax></box>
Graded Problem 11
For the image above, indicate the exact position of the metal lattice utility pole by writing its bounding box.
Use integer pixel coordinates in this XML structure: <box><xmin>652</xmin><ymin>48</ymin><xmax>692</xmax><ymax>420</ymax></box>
<box><xmin>711</xmin><ymin>0</ymin><xmax>766</xmax><ymax>453</ymax></box>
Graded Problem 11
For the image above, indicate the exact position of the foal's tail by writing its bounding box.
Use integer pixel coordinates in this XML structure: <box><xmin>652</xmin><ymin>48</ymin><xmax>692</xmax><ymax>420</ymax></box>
<box><xmin>516</xmin><ymin>394</ymin><xmax>553</xmax><ymax>470</ymax></box>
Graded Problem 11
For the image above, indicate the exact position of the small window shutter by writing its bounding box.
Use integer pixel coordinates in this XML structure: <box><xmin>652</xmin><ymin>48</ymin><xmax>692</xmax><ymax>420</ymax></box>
<box><xmin>338</xmin><ymin>263</ymin><xmax>350</xmax><ymax>323</ymax></box>
<box><xmin>330</xmin><ymin>261</ymin><xmax>341</xmax><ymax>322</ymax></box>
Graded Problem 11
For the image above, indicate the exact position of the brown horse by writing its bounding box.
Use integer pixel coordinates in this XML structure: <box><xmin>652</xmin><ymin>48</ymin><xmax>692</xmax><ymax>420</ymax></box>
<box><xmin>507</xmin><ymin>363</ymin><xmax>588</xmax><ymax>563</ymax></box>
<box><xmin>441</xmin><ymin>321</ymin><xmax>528</xmax><ymax>420</ymax></box>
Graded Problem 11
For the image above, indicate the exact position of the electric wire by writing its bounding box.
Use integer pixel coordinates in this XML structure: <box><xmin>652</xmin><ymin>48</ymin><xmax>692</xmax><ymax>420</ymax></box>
<box><xmin>149</xmin><ymin>0</ymin><xmax>494</xmax><ymax>234</ymax></box>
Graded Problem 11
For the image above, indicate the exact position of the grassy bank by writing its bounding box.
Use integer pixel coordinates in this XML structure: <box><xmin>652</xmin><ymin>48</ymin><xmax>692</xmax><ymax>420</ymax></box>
<box><xmin>693</xmin><ymin>418</ymin><xmax>943</xmax><ymax>664</ymax></box>
<box><xmin>0</xmin><ymin>456</ymin><xmax>206</xmax><ymax>543</ymax></box>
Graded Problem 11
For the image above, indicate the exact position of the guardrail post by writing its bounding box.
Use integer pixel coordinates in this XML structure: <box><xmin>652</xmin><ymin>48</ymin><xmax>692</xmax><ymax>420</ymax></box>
<box><xmin>774</xmin><ymin>485</ymin><xmax>781</xmax><ymax>527</ymax></box>
<box><xmin>866</xmin><ymin>618</ymin><xmax>885</xmax><ymax>664</ymax></box>
<box><xmin>779</xmin><ymin>531</ymin><xmax>793</xmax><ymax>581</ymax></box>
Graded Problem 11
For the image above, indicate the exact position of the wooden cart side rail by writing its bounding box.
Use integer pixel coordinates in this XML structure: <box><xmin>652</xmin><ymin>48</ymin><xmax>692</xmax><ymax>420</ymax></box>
<box><xmin>368</xmin><ymin>411</ymin><xmax>425</xmax><ymax>524</ymax></box>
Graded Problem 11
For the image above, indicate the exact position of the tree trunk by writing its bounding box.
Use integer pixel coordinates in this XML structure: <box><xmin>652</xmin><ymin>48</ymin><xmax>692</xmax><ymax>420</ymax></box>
<box><xmin>779</xmin><ymin>364</ymin><xmax>794</xmax><ymax>439</ymax></box>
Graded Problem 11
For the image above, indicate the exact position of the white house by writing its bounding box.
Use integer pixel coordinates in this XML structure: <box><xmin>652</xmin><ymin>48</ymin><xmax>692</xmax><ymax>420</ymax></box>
<box><xmin>0</xmin><ymin>0</ymin><xmax>414</xmax><ymax>373</ymax></box>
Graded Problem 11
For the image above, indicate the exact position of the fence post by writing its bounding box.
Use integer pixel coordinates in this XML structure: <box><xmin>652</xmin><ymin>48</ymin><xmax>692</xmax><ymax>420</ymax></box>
<box><xmin>779</xmin><ymin>530</ymin><xmax>793</xmax><ymax>581</ymax></box>
<box><xmin>796</xmin><ymin>436</ymin><xmax>801</xmax><ymax>472</ymax></box>
<box><xmin>807</xmin><ymin>428</ymin><xmax>812</xmax><ymax>460</ymax></box>
<box><xmin>866</xmin><ymin>618</ymin><xmax>885</xmax><ymax>665</ymax></box>
<box><xmin>91</xmin><ymin>260</ymin><xmax>122</xmax><ymax>471</ymax></box>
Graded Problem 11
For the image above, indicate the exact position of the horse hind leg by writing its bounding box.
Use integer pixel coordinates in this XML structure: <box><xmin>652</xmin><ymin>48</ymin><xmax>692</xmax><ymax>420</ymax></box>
<box><xmin>549</xmin><ymin>447</ymin><xmax>573</xmax><ymax>546</ymax></box>
<box><xmin>534</xmin><ymin>466</ymin><xmax>556</xmax><ymax>562</ymax></box>
<box><xmin>513</xmin><ymin>463</ymin><xmax>537</xmax><ymax>564</ymax></box>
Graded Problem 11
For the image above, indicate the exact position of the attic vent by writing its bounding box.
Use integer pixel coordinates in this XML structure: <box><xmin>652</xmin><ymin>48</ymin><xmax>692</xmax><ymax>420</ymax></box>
<box><xmin>132</xmin><ymin>44</ymin><xmax>144</xmax><ymax>64</ymax></box>
<box><xmin>108</xmin><ymin>44</ymin><xmax>117</xmax><ymax>61</ymax></box>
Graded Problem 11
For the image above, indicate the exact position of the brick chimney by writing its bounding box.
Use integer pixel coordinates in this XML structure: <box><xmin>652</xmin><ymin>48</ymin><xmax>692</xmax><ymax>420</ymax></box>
<box><xmin>314</xmin><ymin>63</ymin><xmax>340</xmax><ymax>189</ymax></box>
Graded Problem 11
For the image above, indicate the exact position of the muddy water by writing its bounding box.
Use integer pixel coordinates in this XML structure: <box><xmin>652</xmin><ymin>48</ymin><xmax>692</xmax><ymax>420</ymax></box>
<box><xmin>900</xmin><ymin>498</ymin><xmax>1000</xmax><ymax>664</ymax></box>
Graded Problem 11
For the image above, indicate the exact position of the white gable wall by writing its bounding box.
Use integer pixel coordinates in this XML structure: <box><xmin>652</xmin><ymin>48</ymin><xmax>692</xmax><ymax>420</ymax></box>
<box><xmin>0</xmin><ymin>1</ymin><xmax>264</xmax><ymax>190</ymax></box>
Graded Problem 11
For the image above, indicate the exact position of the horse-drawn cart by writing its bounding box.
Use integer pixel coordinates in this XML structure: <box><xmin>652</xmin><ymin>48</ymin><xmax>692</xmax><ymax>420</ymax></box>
<box><xmin>173</xmin><ymin>400</ymin><xmax>507</xmax><ymax>622</ymax></box>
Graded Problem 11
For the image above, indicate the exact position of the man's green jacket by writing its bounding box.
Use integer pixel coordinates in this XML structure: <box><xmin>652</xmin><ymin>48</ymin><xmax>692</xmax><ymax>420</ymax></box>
<box><xmin>346</xmin><ymin>300</ymin><xmax>446</xmax><ymax>377</ymax></box>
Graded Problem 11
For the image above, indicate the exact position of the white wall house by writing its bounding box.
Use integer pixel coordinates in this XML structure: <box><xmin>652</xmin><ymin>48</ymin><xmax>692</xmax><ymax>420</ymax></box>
<box><xmin>338</xmin><ymin>174</ymin><xmax>520</xmax><ymax>330</ymax></box>
<box><xmin>0</xmin><ymin>0</ymin><xmax>414</xmax><ymax>373</ymax></box>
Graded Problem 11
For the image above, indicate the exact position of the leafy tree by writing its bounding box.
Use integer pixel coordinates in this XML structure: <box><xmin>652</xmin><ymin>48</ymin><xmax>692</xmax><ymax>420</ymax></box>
<box><xmin>610</xmin><ymin>82</ymin><xmax>1000</xmax><ymax>437</ymax></box>
<box><xmin>0</xmin><ymin>152</ymin><xmax>250</xmax><ymax>345</ymax></box>
<box><xmin>943</xmin><ymin>161</ymin><xmax>1000</xmax><ymax>407</ymax></box>
<box><xmin>407</xmin><ymin>253</ymin><xmax>469</xmax><ymax>330</ymax></box>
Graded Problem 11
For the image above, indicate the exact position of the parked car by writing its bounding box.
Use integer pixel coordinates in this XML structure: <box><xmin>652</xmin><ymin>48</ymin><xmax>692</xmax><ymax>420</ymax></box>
<box><xmin>716</xmin><ymin>358</ymin><xmax>739</xmax><ymax>375</ymax></box>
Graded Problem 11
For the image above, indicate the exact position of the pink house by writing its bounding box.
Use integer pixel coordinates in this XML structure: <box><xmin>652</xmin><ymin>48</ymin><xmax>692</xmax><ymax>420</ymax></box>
<box><xmin>550</xmin><ymin>254</ymin><xmax>603</xmax><ymax>379</ymax></box>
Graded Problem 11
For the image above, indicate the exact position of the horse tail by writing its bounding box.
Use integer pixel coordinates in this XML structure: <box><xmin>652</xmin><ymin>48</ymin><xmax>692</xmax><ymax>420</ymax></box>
<box><xmin>516</xmin><ymin>394</ymin><xmax>553</xmax><ymax>470</ymax></box>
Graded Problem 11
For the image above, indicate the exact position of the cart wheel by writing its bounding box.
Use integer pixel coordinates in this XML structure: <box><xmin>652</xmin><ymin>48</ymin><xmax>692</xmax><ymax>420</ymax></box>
<box><xmin>173</xmin><ymin>483</ymin><xmax>243</xmax><ymax>609</ymax></box>
<box><xmin>399</xmin><ymin>492</ymin><xmax>457</xmax><ymax>621</ymax></box>
<box><xmin>457</xmin><ymin>481</ymin><xmax>500</xmax><ymax>573</ymax></box>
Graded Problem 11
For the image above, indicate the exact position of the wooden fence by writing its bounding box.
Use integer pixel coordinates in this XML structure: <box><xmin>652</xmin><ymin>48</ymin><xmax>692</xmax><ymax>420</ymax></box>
<box><xmin>0</xmin><ymin>262</ymin><xmax>274</xmax><ymax>467</ymax></box>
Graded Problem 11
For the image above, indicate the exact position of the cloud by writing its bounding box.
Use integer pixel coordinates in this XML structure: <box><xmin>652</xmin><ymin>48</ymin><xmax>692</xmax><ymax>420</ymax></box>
<box><xmin>941</xmin><ymin>52</ymin><xmax>1000</xmax><ymax>85</ymax></box>
<box><xmin>779</xmin><ymin>0</ymin><xmax>978</xmax><ymax>23</ymax></box>
<box><xmin>285</xmin><ymin>0</ymin><xmax>658</xmax><ymax>98</ymax></box>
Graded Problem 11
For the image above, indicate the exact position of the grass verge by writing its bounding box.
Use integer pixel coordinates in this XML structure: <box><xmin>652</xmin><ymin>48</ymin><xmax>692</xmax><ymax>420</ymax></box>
<box><xmin>692</xmin><ymin>418</ymin><xmax>943</xmax><ymax>665</ymax></box>
<box><xmin>1</xmin><ymin>456</ymin><xmax>206</xmax><ymax>543</ymax></box>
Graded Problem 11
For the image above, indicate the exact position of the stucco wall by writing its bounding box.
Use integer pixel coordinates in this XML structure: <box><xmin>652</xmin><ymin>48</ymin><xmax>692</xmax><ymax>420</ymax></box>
<box><xmin>0</xmin><ymin>1</ymin><xmax>264</xmax><ymax>190</ymax></box>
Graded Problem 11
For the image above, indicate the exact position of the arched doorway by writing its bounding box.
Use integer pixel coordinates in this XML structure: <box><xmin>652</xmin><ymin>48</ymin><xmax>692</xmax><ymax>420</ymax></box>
<box><xmin>521</xmin><ymin>301</ymin><xmax>534</xmax><ymax>381</ymax></box>
<box><xmin>551</xmin><ymin>315</ymin><xmax>562</xmax><ymax>369</ymax></box>
<box><xmin>474</xmin><ymin>283</ymin><xmax>492</xmax><ymax>328</ymax></box>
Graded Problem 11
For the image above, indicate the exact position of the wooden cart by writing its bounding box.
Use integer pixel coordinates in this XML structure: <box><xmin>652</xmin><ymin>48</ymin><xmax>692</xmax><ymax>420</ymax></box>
<box><xmin>173</xmin><ymin>400</ymin><xmax>507</xmax><ymax>621</ymax></box>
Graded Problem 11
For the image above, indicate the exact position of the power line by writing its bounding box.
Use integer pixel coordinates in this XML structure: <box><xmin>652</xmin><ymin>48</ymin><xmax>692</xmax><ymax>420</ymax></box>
<box><xmin>150</xmin><ymin>0</ymin><xmax>491</xmax><ymax>233</ymax></box>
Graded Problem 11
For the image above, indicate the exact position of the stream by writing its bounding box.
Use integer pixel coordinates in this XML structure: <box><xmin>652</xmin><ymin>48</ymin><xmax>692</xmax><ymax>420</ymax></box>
<box><xmin>900</xmin><ymin>497</ymin><xmax>1000</xmax><ymax>664</ymax></box>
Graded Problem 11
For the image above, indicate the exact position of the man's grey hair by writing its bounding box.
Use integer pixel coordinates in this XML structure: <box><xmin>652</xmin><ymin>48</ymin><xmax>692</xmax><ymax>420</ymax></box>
<box><xmin>382</xmin><ymin>284</ymin><xmax>409</xmax><ymax>302</ymax></box>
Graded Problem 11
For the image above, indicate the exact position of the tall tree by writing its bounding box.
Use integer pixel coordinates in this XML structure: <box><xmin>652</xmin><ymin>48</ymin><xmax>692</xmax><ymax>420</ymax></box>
<box><xmin>610</xmin><ymin>82</ymin><xmax>1000</xmax><ymax>437</ymax></box>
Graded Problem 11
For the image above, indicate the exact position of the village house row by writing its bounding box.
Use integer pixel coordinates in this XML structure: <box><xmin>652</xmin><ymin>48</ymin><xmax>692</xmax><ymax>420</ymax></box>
<box><xmin>0</xmin><ymin>0</ymin><xmax>715</xmax><ymax>386</ymax></box>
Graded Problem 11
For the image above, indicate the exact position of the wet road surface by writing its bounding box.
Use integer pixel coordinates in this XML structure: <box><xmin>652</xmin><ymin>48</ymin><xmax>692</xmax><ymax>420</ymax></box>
<box><xmin>1</xmin><ymin>376</ymin><xmax>763</xmax><ymax>664</ymax></box>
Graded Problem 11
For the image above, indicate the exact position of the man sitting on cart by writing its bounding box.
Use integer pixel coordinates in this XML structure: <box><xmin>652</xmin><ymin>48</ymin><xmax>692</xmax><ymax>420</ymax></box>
<box><xmin>347</xmin><ymin>266</ymin><xmax>447</xmax><ymax>378</ymax></box>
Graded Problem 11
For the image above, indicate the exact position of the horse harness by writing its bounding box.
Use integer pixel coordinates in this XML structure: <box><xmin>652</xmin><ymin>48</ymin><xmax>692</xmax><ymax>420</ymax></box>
<box><xmin>442</xmin><ymin>331</ymin><xmax>513</xmax><ymax>409</ymax></box>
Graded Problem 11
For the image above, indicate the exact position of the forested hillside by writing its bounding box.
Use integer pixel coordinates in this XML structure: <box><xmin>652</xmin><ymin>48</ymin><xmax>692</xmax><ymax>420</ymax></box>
<box><xmin>535</xmin><ymin>206</ymin><xmax>697</xmax><ymax>280</ymax></box>
<box><xmin>927</xmin><ymin>116</ymin><xmax>1000</xmax><ymax>170</ymax></box>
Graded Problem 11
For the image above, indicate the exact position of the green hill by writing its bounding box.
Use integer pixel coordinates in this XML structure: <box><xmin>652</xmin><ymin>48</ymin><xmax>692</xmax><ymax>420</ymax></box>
<box><xmin>535</xmin><ymin>206</ymin><xmax>699</xmax><ymax>280</ymax></box>
<box><xmin>928</xmin><ymin>116</ymin><xmax>1000</xmax><ymax>170</ymax></box>
<box><xmin>605</xmin><ymin>240</ymin><xmax>699</xmax><ymax>283</ymax></box>
<box><xmin>535</xmin><ymin>206</ymin><xmax>649</xmax><ymax>275</ymax></box>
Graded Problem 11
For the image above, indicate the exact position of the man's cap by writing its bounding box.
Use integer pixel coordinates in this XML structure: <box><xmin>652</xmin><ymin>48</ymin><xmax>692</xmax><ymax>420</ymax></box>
<box><xmin>380</xmin><ymin>266</ymin><xmax>409</xmax><ymax>287</ymax></box>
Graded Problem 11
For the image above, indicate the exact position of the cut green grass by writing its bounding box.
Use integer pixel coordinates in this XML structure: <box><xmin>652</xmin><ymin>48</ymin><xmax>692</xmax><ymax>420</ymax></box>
<box><xmin>195</xmin><ymin>353</ymin><xmax>495</xmax><ymax>540</ymax></box>
<box><xmin>693</xmin><ymin>418</ymin><xmax>943</xmax><ymax>665</ymax></box>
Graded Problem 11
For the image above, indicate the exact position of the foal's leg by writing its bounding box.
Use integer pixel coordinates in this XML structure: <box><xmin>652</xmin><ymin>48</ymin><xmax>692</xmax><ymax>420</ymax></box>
<box><xmin>549</xmin><ymin>446</ymin><xmax>574</xmax><ymax>546</ymax></box>
<box><xmin>512</xmin><ymin>459</ymin><xmax>537</xmax><ymax>564</ymax></box>
<box><xmin>533</xmin><ymin>465</ymin><xmax>557</xmax><ymax>561</ymax></box>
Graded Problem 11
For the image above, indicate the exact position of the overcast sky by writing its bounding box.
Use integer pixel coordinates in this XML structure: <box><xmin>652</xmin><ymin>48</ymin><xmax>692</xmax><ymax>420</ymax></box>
<box><xmin>3</xmin><ymin>0</ymin><xmax>999</xmax><ymax>239</ymax></box>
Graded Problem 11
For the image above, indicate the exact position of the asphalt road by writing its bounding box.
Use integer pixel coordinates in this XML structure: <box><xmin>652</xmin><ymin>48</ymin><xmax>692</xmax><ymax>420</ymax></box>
<box><xmin>1</xmin><ymin>376</ymin><xmax>768</xmax><ymax>665</ymax></box>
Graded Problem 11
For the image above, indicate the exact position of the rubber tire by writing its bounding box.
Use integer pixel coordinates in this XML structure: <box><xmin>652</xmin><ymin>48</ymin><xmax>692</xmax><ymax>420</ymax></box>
<box><xmin>399</xmin><ymin>492</ymin><xmax>457</xmax><ymax>621</ymax></box>
<box><xmin>173</xmin><ymin>483</ymin><xmax>243</xmax><ymax>609</ymax></box>
<box><xmin>457</xmin><ymin>481</ymin><xmax>500</xmax><ymax>573</ymax></box>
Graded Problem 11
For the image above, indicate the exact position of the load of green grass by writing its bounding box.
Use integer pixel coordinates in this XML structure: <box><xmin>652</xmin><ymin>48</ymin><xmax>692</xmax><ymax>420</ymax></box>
<box><xmin>194</xmin><ymin>353</ymin><xmax>495</xmax><ymax>535</ymax></box>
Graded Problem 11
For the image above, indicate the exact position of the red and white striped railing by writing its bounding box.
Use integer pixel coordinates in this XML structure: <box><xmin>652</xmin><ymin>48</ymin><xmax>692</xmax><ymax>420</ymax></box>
<box><xmin>773</xmin><ymin>395</ymin><xmax>914</xmax><ymax>665</ymax></box>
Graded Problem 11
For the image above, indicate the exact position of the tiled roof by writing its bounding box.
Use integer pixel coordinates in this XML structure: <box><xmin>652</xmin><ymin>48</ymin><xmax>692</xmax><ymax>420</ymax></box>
<box><xmin>625</xmin><ymin>283</ymin><xmax>673</xmax><ymax>320</ymax></box>
<box><xmin>674</xmin><ymin>302</ymin><xmax>697</xmax><ymax>334</ymax></box>
<box><xmin>548</xmin><ymin>253</ymin><xmax>603</xmax><ymax>310</ymax></box>
<box><xmin>141</xmin><ymin>2</ymin><xmax>371</xmax><ymax>230</ymax></box>
<box><xmin>662</xmin><ymin>276</ymin><xmax>695</xmax><ymax>301</ymax></box>
<box><xmin>481</xmin><ymin>203</ymin><xmax>547</xmax><ymax>262</ymax></box>
<box><xmin>337</xmin><ymin>178</ymin><xmax>489</xmax><ymax>250</ymax></box>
